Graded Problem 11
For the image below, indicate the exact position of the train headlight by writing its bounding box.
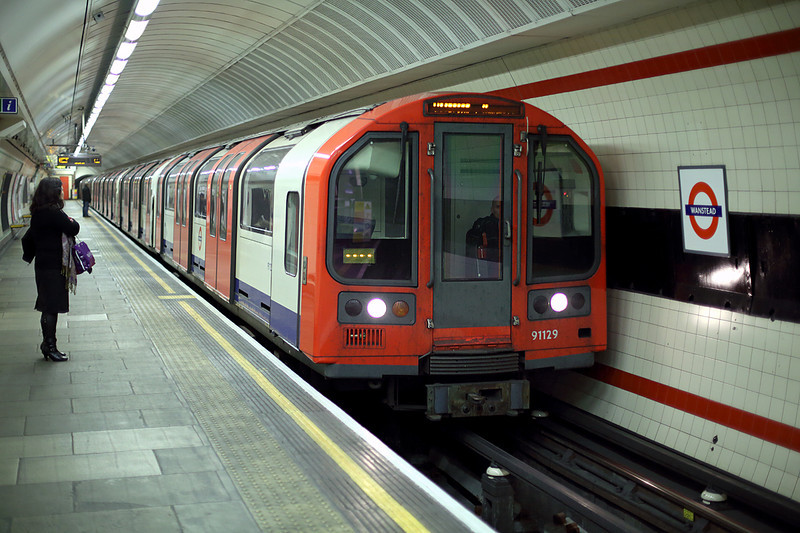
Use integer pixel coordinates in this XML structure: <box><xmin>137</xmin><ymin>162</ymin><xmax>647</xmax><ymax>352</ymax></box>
<box><xmin>528</xmin><ymin>287</ymin><xmax>591</xmax><ymax>321</ymax></box>
<box><xmin>338</xmin><ymin>292</ymin><xmax>415</xmax><ymax>325</ymax></box>
<box><xmin>550</xmin><ymin>292</ymin><xmax>568</xmax><ymax>313</ymax></box>
<box><xmin>392</xmin><ymin>300</ymin><xmax>410</xmax><ymax>318</ymax></box>
<box><xmin>367</xmin><ymin>298</ymin><xmax>387</xmax><ymax>318</ymax></box>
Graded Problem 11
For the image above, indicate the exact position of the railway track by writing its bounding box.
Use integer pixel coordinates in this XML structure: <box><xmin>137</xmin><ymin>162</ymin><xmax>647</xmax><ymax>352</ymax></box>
<box><xmin>401</xmin><ymin>401</ymin><xmax>799</xmax><ymax>533</ymax></box>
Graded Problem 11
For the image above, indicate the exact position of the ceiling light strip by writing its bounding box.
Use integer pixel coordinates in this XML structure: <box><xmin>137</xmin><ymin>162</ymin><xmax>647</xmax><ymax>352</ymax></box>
<box><xmin>75</xmin><ymin>0</ymin><xmax>160</xmax><ymax>154</ymax></box>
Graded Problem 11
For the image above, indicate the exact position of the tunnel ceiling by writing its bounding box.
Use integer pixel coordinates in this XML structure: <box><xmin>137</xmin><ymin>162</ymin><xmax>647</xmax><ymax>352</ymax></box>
<box><xmin>0</xmin><ymin>0</ymin><xmax>692</xmax><ymax>170</ymax></box>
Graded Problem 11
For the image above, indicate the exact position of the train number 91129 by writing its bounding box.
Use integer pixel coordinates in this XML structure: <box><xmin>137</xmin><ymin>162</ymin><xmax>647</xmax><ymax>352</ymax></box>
<box><xmin>531</xmin><ymin>329</ymin><xmax>559</xmax><ymax>341</ymax></box>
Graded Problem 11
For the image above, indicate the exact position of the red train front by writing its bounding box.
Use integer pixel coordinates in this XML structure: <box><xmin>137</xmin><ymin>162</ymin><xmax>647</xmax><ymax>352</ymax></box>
<box><xmin>300</xmin><ymin>93</ymin><xmax>606</xmax><ymax>418</ymax></box>
<box><xmin>91</xmin><ymin>92</ymin><xmax>606</xmax><ymax>419</ymax></box>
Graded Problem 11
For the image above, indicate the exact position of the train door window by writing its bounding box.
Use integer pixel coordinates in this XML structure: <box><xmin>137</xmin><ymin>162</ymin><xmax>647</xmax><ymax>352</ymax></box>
<box><xmin>219</xmin><ymin>155</ymin><xmax>242</xmax><ymax>241</ymax></box>
<box><xmin>195</xmin><ymin>155</ymin><xmax>222</xmax><ymax>219</ymax></box>
<box><xmin>443</xmin><ymin>133</ymin><xmax>504</xmax><ymax>281</ymax></box>
<box><xmin>219</xmin><ymin>177</ymin><xmax>228</xmax><ymax>240</ymax></box>
<box><xmin>240</xmin><ymin>147</ymin><xmax>290</xmax><ymax>234</ymax></box>
<box><xmin>209</xmin><ymin>154</ymin><xmax>234</xmax><ymax>238</ymax></box>
<box><xmin>178</xmin><ymin>167</ymin><xmax>188</xmax><ymax>226</ymax></box>
<box><xmin>209</xmin><ymin>174</ymin><xmax>219</xmax><ymax>238</ymax></box>
<box><xmin>165</xmin><ymin>164</ymin><xmax>182</xmax><ymax>212</ymax></box>
<box><xmin>143</xmin><ymin>176</ymin><xmax>150</xmax><ymax>219</ymax></box>
<box><xmin>285</xmin><ymin>192</ymin><xmax>300</xmax><ymax>275</ymax></box>
<box><xmin>177</xmin><ymin>175</ymin><xmax>185</xmax><ymax>225</ymax></box>
<box><xmin>328</xmin><ymin>133</ymin><xmax>417</xmax><ymax>285</ymax></box>
<box><xmin>527</xmin><ymin>138</ymin><xmax>599</xmax><ymax>281</ymax></box>
<box><xmin>132</xmin><ymin>178</ymin><xmax>140</xmax><ymax>211</ymax></box>
<box><xmin>181</xmin><ymin>161</ymin><xmax>199</xmax><ymax>226</ymax></box>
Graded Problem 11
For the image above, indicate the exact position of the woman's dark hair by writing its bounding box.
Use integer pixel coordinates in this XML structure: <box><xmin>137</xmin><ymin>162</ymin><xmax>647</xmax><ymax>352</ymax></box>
<box><xmin>30</xmin><ymin>177</ymin><xmax>65</xmax><ymax>213</ymax></box>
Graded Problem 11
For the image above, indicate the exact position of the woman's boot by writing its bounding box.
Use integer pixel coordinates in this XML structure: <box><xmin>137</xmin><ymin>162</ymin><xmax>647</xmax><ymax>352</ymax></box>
<box><xmin>40</xmin><ymin>313</ymin><xmax>68</xmax><ymax>362</ymax></box>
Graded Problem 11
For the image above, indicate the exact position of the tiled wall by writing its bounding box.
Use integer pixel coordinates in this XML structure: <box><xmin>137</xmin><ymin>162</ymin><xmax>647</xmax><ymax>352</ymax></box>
<box><xmin>539</xmin><ymin>290</ymin><xmax>800</xmax><ymax>499</ymax></box>
<box><xmin>432</xmin><ymin>0</ymin><xmax>800</xmax><ymax>499</ymax></box>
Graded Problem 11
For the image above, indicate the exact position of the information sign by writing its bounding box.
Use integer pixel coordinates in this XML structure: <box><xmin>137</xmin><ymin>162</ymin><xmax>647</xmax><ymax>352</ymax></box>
<box><xmin>1</xmin><ymin>97</ymin><xmax>18</xmax><ymax>114</ymax></box>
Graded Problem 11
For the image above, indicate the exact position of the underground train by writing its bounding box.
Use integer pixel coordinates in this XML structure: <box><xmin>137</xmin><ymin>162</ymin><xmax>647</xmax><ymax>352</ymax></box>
<box><xmin>88</xmin><ymin>92</ymin><xmax>607</xmax><ymax>419</ymax></box>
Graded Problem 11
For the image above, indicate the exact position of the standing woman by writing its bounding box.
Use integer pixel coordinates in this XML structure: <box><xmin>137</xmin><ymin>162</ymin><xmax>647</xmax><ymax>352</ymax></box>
<box><xmin>21</xmin><ymin>178</ymin><xmax>80</xmax><ymax>361</ymax></box>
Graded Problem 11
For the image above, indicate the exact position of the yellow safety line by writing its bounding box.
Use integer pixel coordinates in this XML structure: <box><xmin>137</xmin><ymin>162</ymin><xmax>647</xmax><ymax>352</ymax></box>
<box><xmin>178</xmin><ymin>300</ymin><xmax>431</xmax><ymax>533</ymax></box>
<box><xmin>158</xmin><ymin>295</ymin><xmax>195</xmax><ymax>300</ymax></box>
<box><xmin>94</xmin><ymin>219</ymin><xmax>175</xmax><ymax>294</ymax></box>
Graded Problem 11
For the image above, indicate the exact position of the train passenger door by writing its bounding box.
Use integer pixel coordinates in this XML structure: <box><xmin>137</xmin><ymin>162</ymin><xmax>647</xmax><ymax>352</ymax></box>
<box><xmin>205</xmin><ymin>153</ymin><xmax>236</xmax><ymax>298</ymax></box>
<box><xmin>432</xmin><ymin>123</ymin><xmax>514</xmax><ymax>332</ymax></box>
<box><xmin>191</xmin><ymin>154</ymin><xmax>224</xmax><ymax>279</ymax></box>
<box><xmin>174</xmin><ymin>160</ymin><xmax>201</xmax><ymax>271</ymax></box>
<box><xmin>142</xmin><ymin>174</ymin><xmax>151</xmax><ymax>242</ymax></box>
<box><xmin>213</xmin><ymin>153</ymin><xmax>244</xmax><ymax>298</ymax></box>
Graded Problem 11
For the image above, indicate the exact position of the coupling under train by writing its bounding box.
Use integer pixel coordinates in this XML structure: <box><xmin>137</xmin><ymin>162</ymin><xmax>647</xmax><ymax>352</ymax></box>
<box><xmin>87</xmin><ymin>92</ymin><xmax>607</xmax><ymax>419</ymax></box>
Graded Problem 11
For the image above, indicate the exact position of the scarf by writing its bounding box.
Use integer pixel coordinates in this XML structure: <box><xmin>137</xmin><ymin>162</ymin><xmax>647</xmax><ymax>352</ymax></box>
<box><xmin>61</xmin><ymin>234</ymin><xmax>77</xmax><ymax>294</ymax></box>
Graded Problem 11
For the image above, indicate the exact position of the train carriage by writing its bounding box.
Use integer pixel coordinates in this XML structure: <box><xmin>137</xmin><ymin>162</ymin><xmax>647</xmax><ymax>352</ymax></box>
<box><xmin>91</xmin><ymin>92</ymin><xmax>607</xmax><ymax>419</ymax></box>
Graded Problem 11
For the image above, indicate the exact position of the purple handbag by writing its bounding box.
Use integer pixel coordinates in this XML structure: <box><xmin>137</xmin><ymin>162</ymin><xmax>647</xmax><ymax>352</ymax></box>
<box><xmin>72</xmin><ymin>241</ymin><xmax>95</xmax><ymax>274</ymax></box>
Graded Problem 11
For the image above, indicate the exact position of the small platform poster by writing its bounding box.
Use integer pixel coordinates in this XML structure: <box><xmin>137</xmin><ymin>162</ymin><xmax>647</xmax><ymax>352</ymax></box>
<box><xmin>678</xmin><ymin>165</ymin><xmax>730</xmax><ymax>257</ymax></box>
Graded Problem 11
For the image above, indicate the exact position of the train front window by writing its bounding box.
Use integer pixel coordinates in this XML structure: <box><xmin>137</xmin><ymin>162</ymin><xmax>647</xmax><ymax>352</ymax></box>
<box><xmin>329</xmin><ymin>133</ymin><xmax>417</xmax><ymax>285</ymax></box>
<box><xmin>528</xmin><ymin>138</ymin><xmax>598</xmax><ymax>281</ymax></box>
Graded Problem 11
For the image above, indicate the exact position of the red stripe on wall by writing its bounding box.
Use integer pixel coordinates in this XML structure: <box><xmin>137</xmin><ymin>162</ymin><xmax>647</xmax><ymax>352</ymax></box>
<box><xmin>491</xmin><ymin>27</ymin><xmax>800</xmax><ymax>101</ymax></box>
<box><xmin>583</xmin><ymin>363</ymin><xmax>800</xmax><ymax>453</ymax></box>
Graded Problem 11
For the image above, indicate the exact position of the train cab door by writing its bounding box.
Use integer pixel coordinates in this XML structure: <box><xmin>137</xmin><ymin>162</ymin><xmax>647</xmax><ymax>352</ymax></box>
<box><xmin>431</xmin><ymin>123</ymin><xmax>515</xmax><ymax>342</ymax></box>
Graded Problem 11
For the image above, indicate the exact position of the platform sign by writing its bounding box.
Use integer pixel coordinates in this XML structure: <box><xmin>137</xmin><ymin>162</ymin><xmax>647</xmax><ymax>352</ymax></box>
<box><xmin>678</xmin><ymin>165</ymin><xmax>730</xmax><ymax>257</ymax></box>
<box><xmin>57</xmin><ymin>155</ymin><xmax>102</xmax><ymax>166</ymax></box>
<box><xmin>1</xmin><ymin>97</ymin><xmax>18</xmax><ymax>114</ymax></box>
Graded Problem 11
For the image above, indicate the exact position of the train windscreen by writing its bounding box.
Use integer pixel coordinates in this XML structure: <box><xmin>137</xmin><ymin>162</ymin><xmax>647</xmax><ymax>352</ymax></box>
<box><xmin>528</xmin><ymin>139</ymin><xmax>599</xmax><ymax>281</ymax></box>
<box><xmin>329</xmin><ymin>133</ymin><xmax>417</xmax><ymax>284</ymax></box>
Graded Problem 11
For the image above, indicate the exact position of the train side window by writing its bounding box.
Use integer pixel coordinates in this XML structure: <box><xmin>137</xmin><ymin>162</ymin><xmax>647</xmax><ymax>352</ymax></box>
<box><xmin>285</xmin><ymin>192</ymin><xmax>300</xmax><ymax>275</ymax></box>
<box><xmin>328</xmin><ymin>133</ymin><xmax>417</xmax><ymax>285</ymax></box>
<box><xmin>240</xmin><ymin>147</ymin><xmax>291</xmax><ymax>234</ymax></box>
<box><xmin>528</xmin><ymin>139</ymin><xmax>599</xmax><ymax>282</ymax></box>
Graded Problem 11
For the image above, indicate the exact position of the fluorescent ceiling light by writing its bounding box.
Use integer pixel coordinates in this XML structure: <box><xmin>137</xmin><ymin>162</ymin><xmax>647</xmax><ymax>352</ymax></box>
<box><xmin>116</xmin><ymin>41</ymin><xmax>137</xmax><ymax>60</ymax></box>
<box><xmin>109</xmin><ymin>59</ymin><xmax>128</xmax><ymax>75</ymax></box>
<box><xmin>135</xmin><ymin>0</ymin><xmax>161</xmax><ymax>17</ymax></box>
<box><xmin>125</xmin><ymin>19</ymin><xmax>149</xmax><ymax>41</ymax></box>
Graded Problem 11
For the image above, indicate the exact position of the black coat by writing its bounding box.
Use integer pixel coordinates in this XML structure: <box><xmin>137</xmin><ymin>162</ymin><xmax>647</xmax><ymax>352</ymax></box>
<box><xmin>22</xmin><ymin>206</ymin><xmax>80</xmax><ymax>313</ymax></box>
<box><xmin>466</xmin><ymin>214</ymin><xmax>501</xmax><ymax>261</ymax></box>
<box><xmin>82</xmin><ymin>184</ymin><xmax>92</xmax><ymax>203</ymax></box>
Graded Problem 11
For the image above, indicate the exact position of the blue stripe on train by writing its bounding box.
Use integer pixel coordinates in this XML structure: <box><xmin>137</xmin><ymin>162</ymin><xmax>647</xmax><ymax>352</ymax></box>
<box><xmin>234</xmin><ymin>278</ymin><xmax>298</xmax><ymax>347</ymax></box>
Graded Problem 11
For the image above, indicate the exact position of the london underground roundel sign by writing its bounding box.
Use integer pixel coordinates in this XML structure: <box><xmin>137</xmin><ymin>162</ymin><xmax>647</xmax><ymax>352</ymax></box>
<box><xmin>678</xmin><ymin>166</ymin><xmax>730</xmax><ymax>257</ymax></box>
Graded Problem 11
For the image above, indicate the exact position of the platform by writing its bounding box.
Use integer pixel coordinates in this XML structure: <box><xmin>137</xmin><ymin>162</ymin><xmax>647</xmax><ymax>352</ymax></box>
<box><xmin>0</xmin><ymin>201</ymin><xmax>491</xmax><ymax>533</ymax></box>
